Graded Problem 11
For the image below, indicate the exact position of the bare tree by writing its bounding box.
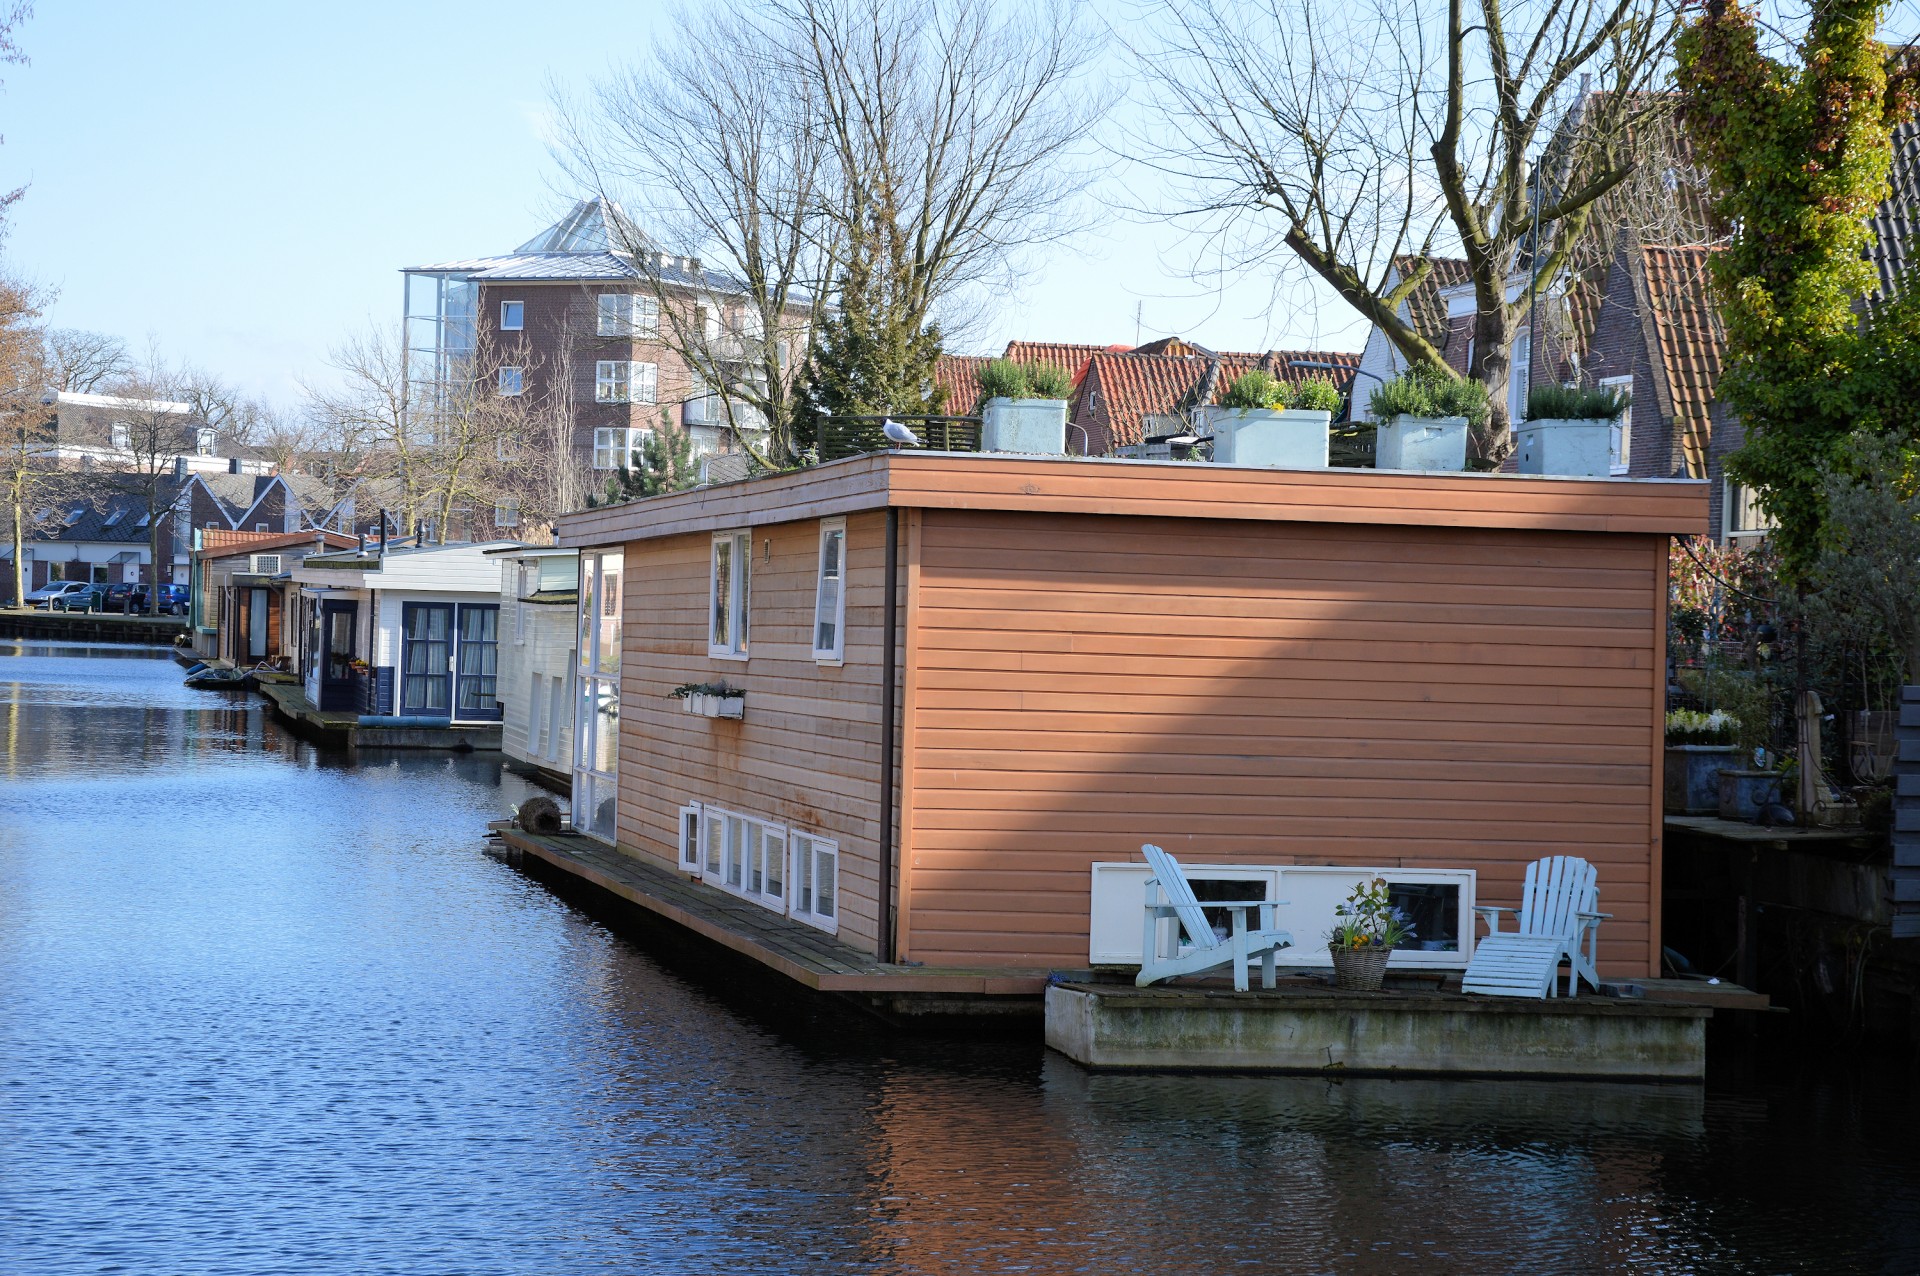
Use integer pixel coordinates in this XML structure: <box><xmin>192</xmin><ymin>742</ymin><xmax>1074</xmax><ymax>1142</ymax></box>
<box><xmin>306</xmin><ymin>325</ymin><xmax>433</xmax><ymax>539</ymax></box>
<box><xmin>788</xmin><ymin>0</ymin><xmax>1103</xmax><ymax>365</ymax></box>
<box><xmin>42</xmin><ymin>328</ymin><xmax>131</xmax><ymax>394</ymax></box>
<box><xmin>0</xmin><ymin>270</ymin><xmax>62</xmax><ymax>607</ymax></box>
<box><xmin>555</xmin><ymin>0</ymin><xmax>831</xmax><ymax>464</ymax></box>
<box><xmin>0</xmin><ymin>3</ymin><xmax>33</xmax><ymax>241</ymax></box>
<box><xmin>1132</xmin><ymin>0</ymin><xmax>1683</xmax><ymax>454</ymax></box>
<box><xmin>105</xmin><ymin>349</ymin><xmax>192</xmax><ymax>614</ymax></box>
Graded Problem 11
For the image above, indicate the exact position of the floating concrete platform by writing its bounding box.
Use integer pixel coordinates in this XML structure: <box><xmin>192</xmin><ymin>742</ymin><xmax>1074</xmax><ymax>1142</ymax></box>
<box><xmin>1046</xmin><ymin>980</ymin><xmax>1715</xmax><ymax>1080</ymax></box>
<box><xmin>256</xmin><ymin>681</ymin><xmax>502</xmax><ymax>751</ymax></box>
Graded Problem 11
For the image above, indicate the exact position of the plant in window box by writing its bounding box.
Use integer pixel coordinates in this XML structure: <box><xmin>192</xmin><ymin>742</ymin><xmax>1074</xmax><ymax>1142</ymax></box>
<box><xmin>1514</xmin><ymin>383</ymin><xmax>1630</xmax><ymax>478</ymax></box>
<box><xmin>1366</xmin><ymin>366</ymin><xmax>1486</xmax><ymax>472</ymax></box>
<box><xmin>1197</xmin><ymin>371</ymin><xmax>1344</xmax><ymax>469</ymax></box>
<box><xmin>670</xmin><ymin>680</ymin><xmax>745</xmax><ymax>719</ymax></box>
<box><xmin>976</xmin><ymin>359</ymin><xmax>1070</xmax><ymax>454</ymax></box>
<box><xmin>1325</xmin><ymin>877</ymin><xmax>1413</xmax><ymax>992</ymax></box>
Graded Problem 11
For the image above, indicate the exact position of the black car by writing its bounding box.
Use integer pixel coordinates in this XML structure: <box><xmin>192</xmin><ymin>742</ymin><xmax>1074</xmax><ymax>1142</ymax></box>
<box><xmin>100</xmin><ymin>582</ymin><xmax>151</xmax><ymax>613</ymax></box>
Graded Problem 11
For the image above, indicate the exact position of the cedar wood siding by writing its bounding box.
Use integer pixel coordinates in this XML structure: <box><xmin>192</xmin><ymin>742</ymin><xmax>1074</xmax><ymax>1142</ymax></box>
<box><xmin>612</xmin><ymin>510</ymin><xmax>897</xmax><ymax>955</ymax></box>
<box><xmin>902</xmin><ymin>508</ymin><xmax>1671</xmax><ymax>979</ymax></box>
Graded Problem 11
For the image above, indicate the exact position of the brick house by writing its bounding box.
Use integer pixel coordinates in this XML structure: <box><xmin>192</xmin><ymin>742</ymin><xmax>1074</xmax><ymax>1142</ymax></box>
<box><xmin>402</xmin><ymin>198</ymin><xmax>809</xmax><ymax>484</ymax></box>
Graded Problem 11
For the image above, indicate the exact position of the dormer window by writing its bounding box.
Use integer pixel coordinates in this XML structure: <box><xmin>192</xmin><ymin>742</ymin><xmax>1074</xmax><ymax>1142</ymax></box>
<box><xmin>195</xmin><ymin>428</ymin><xmax>216</xmax><ymax>456</ymax></box>
<box><xmin>110</xmin><ymin>422</ymin><xmax>130</xmax><ymax>450</ymax></box>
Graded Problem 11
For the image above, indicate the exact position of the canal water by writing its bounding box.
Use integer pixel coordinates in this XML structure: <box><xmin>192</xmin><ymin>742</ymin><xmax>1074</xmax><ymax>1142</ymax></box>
<box><xmin>3</xmin><ymin>641</ymin><xmax>1918</xmax><ymax>1275</ymax></box>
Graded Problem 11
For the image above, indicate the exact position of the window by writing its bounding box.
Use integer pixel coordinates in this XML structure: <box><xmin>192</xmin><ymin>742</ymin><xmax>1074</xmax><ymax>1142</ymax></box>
<box><xmin>1725</xmin><ymin>481</ymin><xmax>1777</xmax><ymax>539</ymax></box>
<box><xmin>571</xmin><ymin>551</ymin><xmax>623</xmax><ymax>842</ymax></box>
<box><xmin>195</xmin><ymin>428</ymin><xmax>216</xmax><ymax>456</ymax></box>
<box><xmin>494</xmin><ymin>499</ymin><xmax>520</xmax><ymax>528</ymax></box>
<box><xmin>498</xmin><ymin>366</ymin><xmax>524</xmax><ymax>396</ymax></box>
<box><xmin>595</xmin><ymin>360</ymin><xmax>630</xmax><ymax>403</ymax></box>
<box><xmin>500</xmin><ymin>300</ymin><xmax>524</xmax><ymax>331</ymax></box>
<box><xmin>255</xmin><ymin>523</ymin><xmax>268</xmax><ymax>533</ymax></box>
<box><xmin>680</xmin><ymin>804</ymin><xmax>702</xmax><ymax>871</ymax></box>
<box><xmin>699</xmin><ymin>303</ymin><xmax>720</xmax><ymax>342</ymax></box>
<box><xmin>103</xmin><ymin>508</ymin><xmax>124</xmax><ymax>528</ymax></box>
<box><xmin>204</xmin><ymin>520</ymin><xmax>220</xmax><ymax>530</ymax></box>
<box><xmin>790</xmin><ymin>832</ymin><xmax>839</xmax><ymax>932</ymax></box>
<box><xmin>110</xmin><ymin>422</ymin><xmax>129</xmax><ymax>450</ymax></box>
<box><xmin>1600</xmin><ymin>375</ymin><xmax>1633</xmax><ymax>474</ymax></box>
<box><xmin>709</xmin><ymin>530</ymin><xmax>751</xmax><ymax>659</ymax></box>
<box><xmin>633</xmin><ymin>362</ymin><xmax>657</xmax><ymax>404</ymax></box>
<box><xmin>1507</xmin><ymin>328</ymin><xmax>1530</xmax><ymax>430</ymax></box>
<box><xmin>596</xmin><ymin>294</ymin><xmax>659</xmax><ymax>338</ymax></box>
<box><xmin>813</xmin><ymin>519</ymin><xmax>846</xmax><ymax>662</ymax></box>
<box><xmin>593</xmin><ymin>426</ymin><xmax>642</xmax><ymax>469</ymax></box>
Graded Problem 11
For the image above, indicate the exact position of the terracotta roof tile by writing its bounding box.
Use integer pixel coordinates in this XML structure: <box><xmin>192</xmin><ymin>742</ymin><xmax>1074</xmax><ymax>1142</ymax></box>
<box><xmin>1078</xmin><ymin>348</ymin><xmax>1362</xmax><ymax>448</ymax></box>
<box><xmin>1392</xmin><ymin>257</ymin><xmax>1472</xmax><ymax>346</ymax></box>
<box><xmin>1640</xmin><ymin>244</ymin><xmax>1724</xmax><ymax>478</ymax></box>
<box><xmin>931</xmin><ymin>355</ymin><xmax>991</xmax><ymax>415</ymax></box>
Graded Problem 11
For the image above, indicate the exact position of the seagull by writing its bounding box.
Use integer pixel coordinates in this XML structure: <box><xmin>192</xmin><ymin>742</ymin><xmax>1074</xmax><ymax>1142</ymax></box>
<box><xmin>882</xmin><ymin>418</ymin><xmax>921</xmax><ymax>448</ymax></box>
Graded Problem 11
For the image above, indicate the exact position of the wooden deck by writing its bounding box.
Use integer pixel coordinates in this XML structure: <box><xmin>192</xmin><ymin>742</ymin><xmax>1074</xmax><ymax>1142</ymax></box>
<box><xmin>498</xmin><ymin>828</ymin><xmax>1050</xmax><ymax>1004</ymax></box>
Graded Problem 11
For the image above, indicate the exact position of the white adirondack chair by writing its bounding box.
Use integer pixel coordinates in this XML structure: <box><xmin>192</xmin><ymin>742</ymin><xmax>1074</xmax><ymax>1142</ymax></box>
<box><xmin>1462</xmin><ymin>855</ymin><xmax>1612</xmax><ymax>998</ymax></box>
<box><xmin>1135</xmin><ymin>844</ymin><xmax>1293</xmax><ymax>991</ymax></box>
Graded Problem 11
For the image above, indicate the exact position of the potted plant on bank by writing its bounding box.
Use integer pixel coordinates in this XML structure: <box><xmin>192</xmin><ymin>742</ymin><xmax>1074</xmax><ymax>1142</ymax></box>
<box><xmin>1515</xmin><ymin>383</ymin><xmax>1632</xmax><ymax>478</ymax></box>
<box><xmin>670</xmin><ymin>681</ymin><xmax>745</xmax><ymax>720</ymax></box>
<box><xmin>1326</xmin><ymin>876</ymin><xmax>1413</xmax><ymax>992</ymax></box>
<box><xmin>977</xmin><ymin>359</ymin><xmax>1073</xmax><ymax>454</ymax></box>
<box><xmin>1663</xmin><ymin>708</ymin><xmax>1742</xmax><ymax>815</ymax></box>
<box><xmin>1366</xmin><ymin>365</ymin><xmax>1489</xmax><ymax>472</ymax></box>
<box><xmin>1197</xmin><ymin>371</ymin><xmax>1345</xmax><ymax>468</ymax></box>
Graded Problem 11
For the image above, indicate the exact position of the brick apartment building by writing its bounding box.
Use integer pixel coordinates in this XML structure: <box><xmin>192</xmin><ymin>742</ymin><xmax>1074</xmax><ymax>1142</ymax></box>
<box><xmin>402</xmin><ymin>198</ymin><xmax>807</xmax><ymax>481</ymax></box>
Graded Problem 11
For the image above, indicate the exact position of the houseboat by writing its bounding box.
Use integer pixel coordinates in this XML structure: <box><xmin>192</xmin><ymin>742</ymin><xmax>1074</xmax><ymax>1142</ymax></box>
<box><xmin>488</xmin><ymin>544</ymin><xmax>580</xmax><ymax>786</ymax></box>
<box><xmin>523</xmin><ymin>451</ymin><xmax>1703</xmax><ymax>1007</ymax></box>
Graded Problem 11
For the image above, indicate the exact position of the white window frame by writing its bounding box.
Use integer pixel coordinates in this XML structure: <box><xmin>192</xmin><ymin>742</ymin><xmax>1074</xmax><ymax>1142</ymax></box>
<box><xmin>631</xmin><ymin>294</ymin><xmax>660</xmax><ymax>338</ymax></box>
<box><xmin>697</xmin><ymin>805</ymin><xmax>787</xmax><ymax>910</ymax></box>
<box><xmin>592</xmin><ymin>426</ymin><xmax>641</xmax><ymax>470</ymax></box>
<box><xmin>195</xmin><ymin>428</ymin><xmax>216</xmax><ymax>456</ymax></box>
<box><xmin>110</xmin><ymin>422</ymin><xmax>130</xmax><ymax>450</ymax></box>
<box><xmin>500</xmin><ymin>300</ymin><xmax>525</xmax><ymax>331</ymax></box>
<box><xmin>632</xmin><ymin>361</ymin><xmax>658</xmax><ymax>405</ymax></box>
<box><xmin>494</xmin><ymin>498</ymin><xmax>520</xmax><ymax>528</ymax></box>
<box><xmin>595</xmin><ymin>360</ymin><xmax>631</xmax><ymax>404</ymax></box>
<box><xmin>812</xmin><ymin>518</ymin><xmax>847</xmax><ymax>663</ymax></box>
<box><xmin>1600</xmin><ymin>374</ymin><xmax>1632</xmax><ymax>475</ymax></box>
<box><xmin>790</xmin><ymin>831</ymin><xmax>840</xmax><ymax>933</ymax></box>
<box><xmin>1725</xmin><ymin>480</ymin><xmax>1776</xmax><ymax>540</ymax></box>
<box><xmin>1507</xmin><ymin>327</ymin><xmax>1531</xmax><ymax>431</ymax></box>
<box><xmin>497</xmin><ymin>366</ymin><xmax>524</xmax><ymax>397</ymax></box>
<box><xmin>709</xmin><ymin>529</ymin><xmax>751</xmax><ymax>660</ymax></box>
<box><xmin>679</xmin><ymin>803</ymin><xmax>702</xmax><ymax>872</ymax></box>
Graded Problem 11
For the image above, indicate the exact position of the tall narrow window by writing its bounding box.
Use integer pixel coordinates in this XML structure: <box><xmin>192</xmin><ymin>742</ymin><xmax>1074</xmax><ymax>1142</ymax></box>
<box><xmin>500</xmin><ymin>300</ymin><xmax>525</xmax><ymax>331</ymax></box>
<box><xmin>1600</xmin><ymin>375</ymin><xmax>1633</xmax><ymax>474</ymax></box>
<box><xmin>110</xmin><ymin>422</ymin><xmax>129</xmax><ymax>450</ymax></box>
<box><xmin>791</xmin><ymin>832</ymin><xmax>839</xmax><ymax>932</ymax></box>
<box><xmin>632</xmin><ymin>295</ymin><xmax>660</xmax><ymax>337</ymax></box>
<box><xmin>595</xmin><ymin>360</ymin><xmax>631</xmax><ymax>404</ymax></box>
<box><xmin>632</xmin><ymin>362</ymin><xmax>658</xmax><ymax>405</ymax></box>
<box><xmin>1507</xmin><ymin>328</ymin><xmax>1530</xmax><ymax>429</ymax></box>
<box><xmin>813</xmin><ymin>518</ymin><xmax>846</xmax><ymax>662</ymax></box>
<box><xmin>497</xmin><ymin>366</ymin><xmax>523</xmax><ymax>396</ymax></box>
<box><xmin>196</xmin><ymin>428</ymin><xmax>216</xmax><ymax>456</ymax></box>
<box><xmin>709</xmin><ymin>529</ymin><xmax>750</xmax><ymax>659</ymax></box>
<box><xmin>680</xmin><ymin>804</ymin><xmax>702</xmax><ymax>871</ymax></box>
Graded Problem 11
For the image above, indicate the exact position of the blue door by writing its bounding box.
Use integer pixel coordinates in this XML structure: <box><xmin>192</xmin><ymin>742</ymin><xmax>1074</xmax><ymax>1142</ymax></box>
<box><xmin>454</xmin><ymin>603</ymin><xmax>501</xmax><ymax>723</ymax></box>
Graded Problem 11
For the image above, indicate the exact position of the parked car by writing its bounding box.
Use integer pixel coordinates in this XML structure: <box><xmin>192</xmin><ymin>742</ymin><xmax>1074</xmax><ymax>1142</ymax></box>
<box><xmin>100</xmin><ymin>582</ymin><xmax>151</xmax><ymax>614</ymax></box>
<box><xmin>25</xmin><ymin>581</ymin><xmax>93</xmax><ymax>609</ymax></box>
<box><xmin>52</xmin><ymin>584</ymin><xmax>109</xmax><ymax>612</ymax></box>
<box><xmin>155</xmin><ymin>584</ymin><xmax>190</xmax><ymax>616</ymax></box>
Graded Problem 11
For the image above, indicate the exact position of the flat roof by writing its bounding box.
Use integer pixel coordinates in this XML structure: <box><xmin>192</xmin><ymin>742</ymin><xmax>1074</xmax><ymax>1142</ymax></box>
<box><xmin>555</xmin><ymin>451</ymin><xmax>1709</xmax><ymax>547</ymax></box>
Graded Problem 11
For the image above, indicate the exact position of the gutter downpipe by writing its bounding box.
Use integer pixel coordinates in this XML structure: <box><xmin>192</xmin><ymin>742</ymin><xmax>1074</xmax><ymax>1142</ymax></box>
<box><xmin>879</xmin><ymin>505</ymin><xmax>899</xmax><ymax>964</ymax></box>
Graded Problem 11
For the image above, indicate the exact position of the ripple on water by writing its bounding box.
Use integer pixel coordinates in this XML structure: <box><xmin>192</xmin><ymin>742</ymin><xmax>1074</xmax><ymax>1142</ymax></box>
<box><xmin>2</xmin><ymin>642</ymin><xmax>1918</xmax><ymax>1275</ymax></box>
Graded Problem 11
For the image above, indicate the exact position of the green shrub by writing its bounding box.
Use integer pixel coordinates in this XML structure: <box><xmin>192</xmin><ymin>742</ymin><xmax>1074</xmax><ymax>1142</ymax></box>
<box><xmin>1027</xmin><ymin>363</ymin><xmax>1073</xmax><ymax>399</ymax></box>
<box><xmin>1525</xmin><ymin>382</ymin><xmax>1631</xmax><ymax>422</ymax></box>
<box><xmin>1369</xmin><ymin>366</ymin><xmax>1490</xmax><ymax>427</ymax></box>
<box><xmin>1220</xmin><ymin>370</ymin><xmax>1285</xmax><ymax>409</ymax></box>
<box><xmin>1290</xmin><ymin>376</ymin><xmax>1345</xmax><ymax>413</ymax></box>
<box><xmin>977</xmin><ymin>358</ymin><xmax>1029</xmax><ymax>399</ymax></box>
<box><xmin>977</xmin><ymin>359</ymin><xmax>1072</xmax><ymax>401</ymax></box>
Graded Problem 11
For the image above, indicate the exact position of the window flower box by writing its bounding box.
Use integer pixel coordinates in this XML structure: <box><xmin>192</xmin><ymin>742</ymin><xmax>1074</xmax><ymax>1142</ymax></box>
<box><xmin>1195</xmin><ymin>406</ymin><xmax>1332</xmax><ymax>468</ymax></box>
<box><xmin>674</xmin><ymin>684</ymin><xmax>745</xmax><ymax>719</ymax></box>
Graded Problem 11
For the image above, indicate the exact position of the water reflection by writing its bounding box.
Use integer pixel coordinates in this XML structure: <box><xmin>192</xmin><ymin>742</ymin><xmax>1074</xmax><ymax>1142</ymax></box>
<box><xmin>1</xmin><ymin>642</ymin><xmax>1917</xmax><ymax>1275</ymax></box>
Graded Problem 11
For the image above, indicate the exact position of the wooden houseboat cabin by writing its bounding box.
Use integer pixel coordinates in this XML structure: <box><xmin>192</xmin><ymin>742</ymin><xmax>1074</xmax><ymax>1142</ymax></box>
<box><xmin>290</xmin><ymin>541</ymin><xmax>518</xmax><ymax>723</ymax></box>
<box><xmin>554</xmin><ymin>453</ymin><xmax>1705</xmax><ymax>984</ymax></box>
<box><xmin>192</xmin><ymin>529</ymin><xmax>356</xmax><ymax>666</ymax></box>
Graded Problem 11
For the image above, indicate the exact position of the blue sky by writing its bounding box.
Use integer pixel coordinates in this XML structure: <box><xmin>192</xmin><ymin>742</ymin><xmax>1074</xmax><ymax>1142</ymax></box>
<box><xmin>5</xmin><ymin>0</ymin><xmax>1364</xmax><ymax>405</ymax></box>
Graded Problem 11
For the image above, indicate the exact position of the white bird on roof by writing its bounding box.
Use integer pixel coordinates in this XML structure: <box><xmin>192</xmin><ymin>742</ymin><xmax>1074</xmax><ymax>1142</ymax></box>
<box><xmin>883</xmin><ymin>418</ymin><xmax>921</xmax><ymax>448</ymax></box>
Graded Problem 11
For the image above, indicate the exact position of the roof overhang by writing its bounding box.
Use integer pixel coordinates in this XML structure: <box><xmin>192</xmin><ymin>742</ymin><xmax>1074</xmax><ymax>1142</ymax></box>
<box><xmin>555</xmin><ymin>451</ymin><xmax>1710</xmax><ymax>548</ymax></box>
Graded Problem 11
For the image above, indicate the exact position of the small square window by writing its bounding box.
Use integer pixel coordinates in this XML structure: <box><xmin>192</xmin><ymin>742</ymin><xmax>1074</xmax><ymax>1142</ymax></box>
<box><xmin>592</xmin><ymin>427</ymin><xmax>640</xmax><ymax>470</ymax></box>
<box><xmin>500</xmin><ymin>300</ymin><xmax>524</xmax><ymax>331</ymax></box>
<box><xmin>498</xmin><ymin>366</ymin><xmax>524</xmax><ymax>396</ymax></box>
<box><xmin>595</xmin><ymin>360</ymin><xmax>630</xmax><ymax>404</ymax></box>
<box><xmin>494</xmin><ymin>499</ymin><xmax>520</xmax><ymax>528</ymax></box>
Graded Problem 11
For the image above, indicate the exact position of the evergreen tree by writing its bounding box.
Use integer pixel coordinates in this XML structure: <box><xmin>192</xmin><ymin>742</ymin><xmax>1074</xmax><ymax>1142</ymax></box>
<box><xmin>790</xmin><ymin>239</ymin><xmax>944</xmax><ymax>461</ymax></box>
<box><xmin>587</xmin><ymin>412</ymin><xmax>700</xmax><ymax>506</ymax></box>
